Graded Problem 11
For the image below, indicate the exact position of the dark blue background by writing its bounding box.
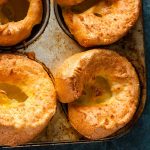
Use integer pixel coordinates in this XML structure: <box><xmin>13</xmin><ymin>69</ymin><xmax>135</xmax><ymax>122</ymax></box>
<box><xmin>1</xmin><ymin>1</ymin><xmax>150</xmax><ymax>150</ymax></box>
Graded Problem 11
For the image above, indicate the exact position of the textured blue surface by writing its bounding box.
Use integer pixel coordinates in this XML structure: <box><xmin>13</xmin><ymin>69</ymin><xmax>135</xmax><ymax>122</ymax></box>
<box><xmin>1</xmin><ymin>1</ymin><xmax>150</xmax><ymax>150</ymax></box>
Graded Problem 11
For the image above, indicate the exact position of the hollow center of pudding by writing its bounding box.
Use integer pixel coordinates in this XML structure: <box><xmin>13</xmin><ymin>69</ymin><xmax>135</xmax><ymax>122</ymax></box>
<box><xmin>75</xmin><ymin>76</ymin><xmax>112</xmax><ymax>106</ymax></box>
<box><xmin>72</xmin><ymin>0</ymin><xmax>117</xmax><ymax>15</ymax></box>
<box><xmin>0</xmin><ymin>83</ymin><xmax>28</xmax><ymax>106</ymax></box>
<box><xmin>0</xmin><ymin>0</ymin><xmax>29</xmax><ymax>25</ymax></box>
<box><xmin>93</xmin><ymin>0</ymin><xmax>118</xmax><ymax>17</ymax></box>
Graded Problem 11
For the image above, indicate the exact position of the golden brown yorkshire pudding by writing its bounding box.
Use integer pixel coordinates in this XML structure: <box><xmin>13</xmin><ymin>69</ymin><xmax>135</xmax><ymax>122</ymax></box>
<box><xmin>57</xmin><ymin>0</ymin><xmax>85</xmax><ymax>7</ymax></box>
<box><xmin>0</xmin><ymin>54</ymin><xmax>56</xmax><ymax>146</ymax></box>
<box><xmin>0</xmin><ymin>0</ymin><xmax>42</xmax><ymax>46</ymax></box>
<box><xmin>55</xmin><ymin>49</ymin><xmax>139</xmax><ymax>139</ymax></box>
<box><xmin>0</xmin><ymin>0</ymin><xmax>7</xmax><ymax>5</ymax></box>
<box><xmin>62</xmin><ymin>0</ymin><xmax>141</xmax><ymax>47</ymax></box>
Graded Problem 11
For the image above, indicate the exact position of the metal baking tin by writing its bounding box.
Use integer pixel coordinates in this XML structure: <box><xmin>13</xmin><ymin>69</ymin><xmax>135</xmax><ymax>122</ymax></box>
<box><xmin>0</xmin><ymin>0</ymin><xmax>50</xmax><ymax>51</ymax></box>
<box><xmin>0</xmin><ymin>0</ymin><xmax>147</xmax><ymax>149</ymax></box>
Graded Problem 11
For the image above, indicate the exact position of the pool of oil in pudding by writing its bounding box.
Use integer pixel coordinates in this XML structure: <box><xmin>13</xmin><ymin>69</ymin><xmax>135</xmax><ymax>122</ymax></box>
<box><xmin>75</xmin><ymin>76</ymin><xmax>112</xmax><ymax>106</ymax></box>
<box><xmin>0</xmin><ymin>83</ymin><xmax>28</xmax><ymax>106</ymax></box>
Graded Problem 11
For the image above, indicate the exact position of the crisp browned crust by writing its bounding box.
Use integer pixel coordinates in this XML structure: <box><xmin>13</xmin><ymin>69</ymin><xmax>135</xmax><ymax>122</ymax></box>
<box><xmin>57</xmin><ymin>0</ymin><xmax>84</xmax><ymax>7</ymax></box>
<box><xmin>0</xmin><ymin>0</ymin><xmax>43</xmax><ymax>46</ymax></box>
<box><xmin>55</xmin><ymin>49</ymin><xmax>139</xmax><ymax>139</ymax></box>
<box><xmin>62</xmin><ymin>0</ymin><xmax>141</xmax><ymax>47</ymax></box>
<box><xmin>0</xmin><ymin>54</ymin><xmax>56</xmax><ymax>146</ymax></box>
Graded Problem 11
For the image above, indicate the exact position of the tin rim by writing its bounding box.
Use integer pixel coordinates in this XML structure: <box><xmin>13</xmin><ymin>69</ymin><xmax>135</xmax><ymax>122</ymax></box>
<box><xmin>54</xmin><ymin>2</ymin><xmax>74</xmax><ymax>40</ymax></box>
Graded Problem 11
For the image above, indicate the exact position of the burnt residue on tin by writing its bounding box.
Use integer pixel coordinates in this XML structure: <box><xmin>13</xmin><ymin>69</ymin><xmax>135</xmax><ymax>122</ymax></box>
<box><xmin>20</xmin><ymin>51</ymin><xmax>82</xmax><ymax>143</ymax></box>
<box><xmin>33</xmin><ymin>103</ymin><xmax>82</xmax><ymax>143</ymax></box>
<box><xmin>0</xmin><ymin>0</ymin><xmax>50</xmax><ymax>51</ymax></box>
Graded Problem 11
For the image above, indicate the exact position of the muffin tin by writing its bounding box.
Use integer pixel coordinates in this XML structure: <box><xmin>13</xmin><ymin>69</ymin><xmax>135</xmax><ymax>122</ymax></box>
<box><xmin>0</xmin><ymin>0</ymin><xmax>147</xmax><ymax>148</ymax></box>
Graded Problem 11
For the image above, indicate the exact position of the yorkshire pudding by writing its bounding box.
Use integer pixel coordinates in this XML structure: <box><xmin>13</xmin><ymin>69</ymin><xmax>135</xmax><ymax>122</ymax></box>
<box><xmin>0</xmin><ymin>54</ymin><xmax>56</xmax><ymax>146</ymax></box>
<box><xmin>62</xmin><ymin>0</ymin><xmax>141</xmax><ymax>47</ymax></box>
<box><xmin>55</xmin><ymin>49</ymin><xmax>139</xmax><ymax>139</ymax></box>
<box><xmin>57</xmin><ymin>0</ymin><xmax>85</xmax><ymax>7</ymax></box>
<box><xmin>0</xmin><ymin>0</ymin><xmax>7</xmax><ymax>5</ymax></box>
<box><xmin>0</xmin><ymin>0</ymin><xmax>42</xmax><ymax>46</ymax></box>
